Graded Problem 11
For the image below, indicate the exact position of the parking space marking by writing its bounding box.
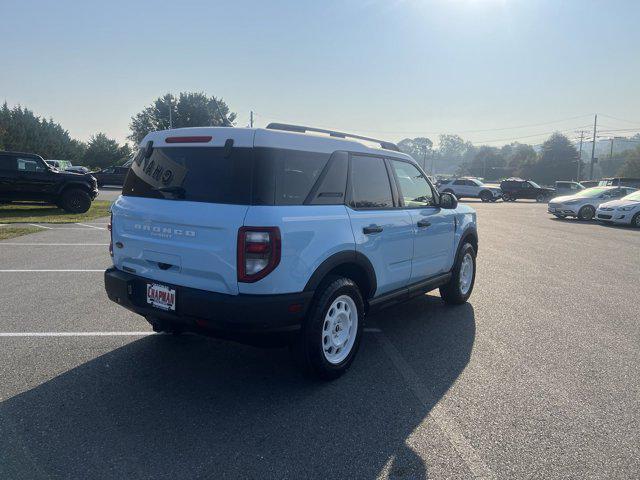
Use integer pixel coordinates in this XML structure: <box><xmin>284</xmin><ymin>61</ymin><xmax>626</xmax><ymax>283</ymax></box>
<box><xmin>375</xmin><ymin>331</ymin><xmax>495</xmax><ymax>480</ymax></box>
<box><xmin>0</xmin><ymin>269</ymin><xmax>104</xmax><ymax>272</ymax></box>
<box><xmin>76</xmin><ymin>223</ymin><xmax>106</xmax><ymax>230</ymax></box>
<box><xmin>0</xmin><ymin>243</ymin><xmax>109</xmax><ymax>246</ymax></box>
<box><xmin>0</xmin><ymin>331</ymin><xmax>155</xmax><ymax>337</ymax></box>
<box><xmin>29</xmin><ymin>223</ymin><xmax>52</xmax><ymax>229</ymax></box>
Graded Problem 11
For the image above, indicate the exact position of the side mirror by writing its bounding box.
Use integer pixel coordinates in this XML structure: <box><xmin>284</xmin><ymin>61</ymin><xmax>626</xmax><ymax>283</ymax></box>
<box><xmin>439</xmin><ymin>192</ymin><xmax>458</xmax><ymax>209</ymax></box>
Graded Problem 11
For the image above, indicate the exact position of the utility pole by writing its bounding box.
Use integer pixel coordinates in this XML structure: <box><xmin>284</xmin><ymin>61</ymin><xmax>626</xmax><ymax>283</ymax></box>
<box><xmin>609</xmin><ymin>137</ymin><xmax>614</xmax><ymax>159</ymax></box>
<box><xmin>168</xmin><ymin>96</ymin><xmax>173</xmax><ymax>129</ymax></box>
<box><xmin>589</xmin><ymin>114</ymin><xmax>597</xmax><ymax>180</ymax></box>
<box><xmin>576</xmin><ymin>130</ymin><xmax>584</xmax><ymax>181</ymax></box>
<box><xmin>250</xmin><ymin>110</ymin><xmax>254</xmax><ymax>128</ymax></box>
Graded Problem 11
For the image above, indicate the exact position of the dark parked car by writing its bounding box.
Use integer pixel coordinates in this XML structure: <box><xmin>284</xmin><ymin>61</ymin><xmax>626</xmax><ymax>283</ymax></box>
<box><xmin>598</xmin><ymin>177</ymin><xmax>640</xmax><ymax>189</ymax></box>
<box><xmin>66</xmin><ymin>165</ymin><xmax>90</xmax><ymax>174</ymax></box>
<box><xmin>92</xmin><ymin>166</ymin><xmax>129</xmax><ymax>187</ymax></box>
<box><xmin>0</xmin><ymin>151</ymin><xmax>98</xmax><ymax>213</ymax></box>
<box><xmin>500</xmin><ymin>178</ymin><xmax>555</xmax><ymax>202</ymax></box>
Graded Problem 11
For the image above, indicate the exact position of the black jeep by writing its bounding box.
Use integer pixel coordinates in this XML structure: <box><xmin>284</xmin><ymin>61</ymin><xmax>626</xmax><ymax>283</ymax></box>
<box><xmin>500</xmin><ymin>178</ymin><xmax>555</xmax><ymax>202</ymax></box>
<box><xmin>0</xmin><ymin>151</ymin><xmax>98</xmax><ymax>213</ymax></box>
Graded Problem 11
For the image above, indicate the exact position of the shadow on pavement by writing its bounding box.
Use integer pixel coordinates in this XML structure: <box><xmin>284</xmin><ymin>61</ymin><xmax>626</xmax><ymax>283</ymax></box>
<box><xmin>0</xmin><ymin>297</ymin><xmax>475</xmax><ymax>479</ymax></box>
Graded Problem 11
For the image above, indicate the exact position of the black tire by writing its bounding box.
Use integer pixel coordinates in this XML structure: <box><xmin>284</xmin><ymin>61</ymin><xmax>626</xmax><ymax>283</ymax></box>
<box><xmin>479</xmin><ymin>190</ymin><xmax>492</xmax><ymax>202</ymax></box>
<box><xmin>632</xmin><ymin>212</ymin><xmax>640</xmax><ymax>228</ymax></box>
<box><xmin>59</xmin><ymin>188</ymin><xmax>91</xmax><ymax>213</ymax></box>
<box><xmin>578</xmin><ymin>205</ymin><xmax>595</xmax><ymax>221</ymax></box>
<box><xmin>536</xmin><ymin>193</ymin><xmax>547</xmax><ymax>203</ymax></box>
<box><xmin>293</xmin><ymin>275</ymin><xmax>364</xmax><ymax>381</ymax></box>
<box><xmin>440</xmin><ymin>243</ymin><xmax>476</xmax><ymax>305</ymax></box>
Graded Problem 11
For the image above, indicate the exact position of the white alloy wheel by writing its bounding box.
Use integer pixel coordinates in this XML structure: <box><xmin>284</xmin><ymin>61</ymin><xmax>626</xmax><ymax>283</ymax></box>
<box><xmin>459</xmin><ymin>253</ymin><xmax>474</xmax><ymax>295</ymax></box>
<box><xmin>322</xmin><ymin>295</ymin><xmax>358</xmax><ymax>364</ymax></box>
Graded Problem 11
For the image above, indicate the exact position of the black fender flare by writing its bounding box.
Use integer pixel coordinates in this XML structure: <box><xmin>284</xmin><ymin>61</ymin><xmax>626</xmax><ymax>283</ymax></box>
<box><xmin>57</xmin><ymin>181</ymin><xmax>93</xmax><ymax>196</ymax></box>
<box><xmin>455</xmin><ymin>225</ymin><xmax>479</xmax><ymax>262</ymax></box>
<box><xmin>303</xmin><ymin>250</ymin><xmax>377</xmax><ymax>298</ymax></box>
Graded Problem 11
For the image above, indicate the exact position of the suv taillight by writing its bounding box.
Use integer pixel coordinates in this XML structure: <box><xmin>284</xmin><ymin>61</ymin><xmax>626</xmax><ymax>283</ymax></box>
<box><xmin>237</xmin><ymin>227</ymin><xmax>281</xmax><ymax>283</ymax></box>
<box><xmin>108</xmin><ymin>212</ymin><xmax>113</xmax><ymax>257</ymax></box>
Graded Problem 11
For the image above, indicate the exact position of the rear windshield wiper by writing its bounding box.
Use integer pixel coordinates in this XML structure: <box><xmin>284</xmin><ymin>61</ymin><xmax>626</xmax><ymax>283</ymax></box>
<box><xmin>155</xmin><ymin>186</ymin><xmax>186</xmax><ymax>198</ymax></box>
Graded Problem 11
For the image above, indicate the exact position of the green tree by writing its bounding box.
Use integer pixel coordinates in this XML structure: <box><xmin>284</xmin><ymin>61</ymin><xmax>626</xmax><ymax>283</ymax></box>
<box><xmin>129</xmin><ymin>92</ymin><xmax>237</xmax><ymax>143</ymax></box>
<box><xmin>437</xmin><ymin>134</ymin><xmax>475</xmax><ymax>174</ymax></box>
<box><xmin>618</xmin><ymin>146</ymin><xmax>640</xmax><ymax>177</ymax></box>
<box><xmin>529</xmin><ymin>132</ymin><xmax>579</xmax><ymax>185</ymax></box>
<box><xmin>397</xmin><ymin>137</ymin><xmax>434</xmax><ymax>171</ymax></box>
<box><xmin>459</xmin><ymin>146</ymin><xmax>506</xmax><ymax>180</ymax></box>
<box><xmin>0</xmin><ymin>102</ymin><xmax>86</xmax><ymax>161</ymax></box>
<box><xmin>83</xmin><ymin>133</ymin><xmax>131</xmax><ymax>169</ymax></box>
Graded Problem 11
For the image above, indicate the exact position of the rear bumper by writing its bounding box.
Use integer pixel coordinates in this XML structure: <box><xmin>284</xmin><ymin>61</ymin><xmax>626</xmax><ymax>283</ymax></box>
<box><xmin>104</xmin><ymin>267</ymin><xmax>313</xmax><ymax>342</ymax></box>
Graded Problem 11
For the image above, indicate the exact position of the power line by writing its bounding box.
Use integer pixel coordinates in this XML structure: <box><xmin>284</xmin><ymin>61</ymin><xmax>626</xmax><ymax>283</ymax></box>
<box><xmin>252</xmin><ymin>111</ymin><xmax>593</xmax><ymax>136</ymax></box>
<box><xmin>600</xmin><ymin>113</ymin><xmax>640</xmax><ymax>126</ymax></box>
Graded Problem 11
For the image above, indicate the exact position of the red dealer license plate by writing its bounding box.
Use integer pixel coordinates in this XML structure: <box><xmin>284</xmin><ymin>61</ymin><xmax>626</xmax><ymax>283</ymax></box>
<box><xmin>146</xmin><ymin>283</ymin><xmax>176</xmax><ymax>311</ymax></box>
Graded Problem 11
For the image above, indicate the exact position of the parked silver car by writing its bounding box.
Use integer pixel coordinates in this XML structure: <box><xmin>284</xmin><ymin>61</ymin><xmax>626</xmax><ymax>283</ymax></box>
<box><xmin>548</xmin><ymin>186</ymin><xmax>637</xmax><ymax>220</ymax></box>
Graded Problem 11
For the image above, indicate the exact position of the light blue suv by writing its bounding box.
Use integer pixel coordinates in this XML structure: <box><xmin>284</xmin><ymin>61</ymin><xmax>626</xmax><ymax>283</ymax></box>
<box><xmin>105</xmin><ymin>124</ymin><xmax>478</xmax><ymax>380</ymax></box>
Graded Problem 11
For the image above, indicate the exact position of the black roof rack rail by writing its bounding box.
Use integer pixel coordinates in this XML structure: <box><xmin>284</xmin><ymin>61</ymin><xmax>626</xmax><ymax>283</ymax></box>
<box><xmin>265</xmin><ymin>123</ymin><xmax>400</xmax><ymax>152</ymax></box>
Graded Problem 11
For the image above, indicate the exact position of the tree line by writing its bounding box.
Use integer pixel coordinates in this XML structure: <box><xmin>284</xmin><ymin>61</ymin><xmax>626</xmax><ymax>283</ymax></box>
<box><xmin>398</xmin><ymin>131</ymin><xmax>640</xmax><ymax>183</ymax></box>
<box><xmin>2</xmin><ymin>94</ymin><xmax>638</xmax><ymax>180</ymax></box>
<box><xmin>0</xmin><ymin>92</ymin><xmax>233</xmax><ymax>170</ymax></box>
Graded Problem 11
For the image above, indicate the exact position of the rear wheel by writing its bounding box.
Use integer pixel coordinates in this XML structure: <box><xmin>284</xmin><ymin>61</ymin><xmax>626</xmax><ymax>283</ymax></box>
<box><xmin>632</xmin><ymin>212</ymin><xmax>640</xmax><ymax>228</ymax></box>
<box><xmin>578</xmin><ymin>205</ymin><xmax>595</xmax><ymax>221</ymax></box>
<box><xmin>479</xmin><ymin>190</ymin><xmax>492</xmax><ymax>202</ymax></box>
<box><xmin>293</xmin><ymin>276</ymin><xmax>364</xmax><ymax>381</ymax></box>
<box><xmin>60</xmin><ymin>188</ymin><xmax>91</xmax><ymax>213</ymax></box>
<box><xmin>536</xmin><ymin>193</ymin><xmax>547</xmax><ymax>203</ymax></box>
<box><xmin>440</xmin><ymin>243</ymin><xmax>476</xmax><ymax>305</ymax></box>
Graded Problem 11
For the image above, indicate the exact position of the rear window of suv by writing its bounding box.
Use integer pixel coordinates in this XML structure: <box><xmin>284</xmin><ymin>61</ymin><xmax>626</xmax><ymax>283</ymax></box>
<box><xmin>123</xmin><ymin>146</ymin><xmax>331</xmax><ymax>206</ymax></box>
<box><xmin>123</xmin><ymin>147</ymin><xmax>254</xmax><ymax>204</ymax></box>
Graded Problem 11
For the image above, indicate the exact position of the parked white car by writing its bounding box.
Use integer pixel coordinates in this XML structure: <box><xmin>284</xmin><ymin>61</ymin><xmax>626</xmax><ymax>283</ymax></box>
<box><xmin>596</xmin><ymin>190</ymin><xmax>640</xmax><ymax>227</ymax></box>
<box><xmin>548</xmin><ymin>186</ymin><xmax>637</xmax><ymax>221</ymax></box>
<box><xmin>438</xmin><ymin>178</ymin><xmax>502</xmax><ymax>202</ymax></box>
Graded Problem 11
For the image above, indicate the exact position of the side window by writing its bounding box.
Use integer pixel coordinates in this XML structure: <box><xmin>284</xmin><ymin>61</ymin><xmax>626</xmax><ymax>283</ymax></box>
<box><xmin>391</xmin><ymin>160</ymin><xmax>434</xmax><ymax>208</ymax></box>
<box><xmin>0</xmin><ymin>155</ymin><xmax>17</xmax><ymax>171</ymax></box>
<box><xmin>522</xmin><ymin>182</ymin><xmax>531</xmax><ymax>189</ymax></box>
<box><xmin>350</xmin><ymin>155</ymin><xmax>393</xmax><ymax>209</ymax></box>
<box><xmin>17</xmin><ymin>157</ymin><xmax>46</xmax><ymax>172</ymax></box>
<box><xmin>103</xmin><ymin>167</ymin><xmax>114</xmax><ymax>174</ymax></box>
<box><xmin>453</xmin><ymin>179</ymin><xmax>466</xmax><ymax>186</ymax></box>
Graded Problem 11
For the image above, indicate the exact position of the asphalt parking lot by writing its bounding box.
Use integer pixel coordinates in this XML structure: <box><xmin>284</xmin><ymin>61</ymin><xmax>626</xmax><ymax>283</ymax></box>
<box><xmin>1</xmin><ymin>201</ymin><xmax>638</xmax><ymax>479</ymax></box>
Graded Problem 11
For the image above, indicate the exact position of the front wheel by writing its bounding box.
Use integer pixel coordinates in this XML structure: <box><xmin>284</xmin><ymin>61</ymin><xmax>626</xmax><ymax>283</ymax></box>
<box><xmin>440</xmin><ymin>243</ymin><xmax>476</xmax><ymax>305</ymax></box>
<box><xmin>293</xmin><ymin>276</ymin><xmax>364</xmax><ymax>381</ymax></box>
<box><xmin>60</xmin><ymin>188</ymin><xmax>91</xmax><ymax>213</ymax></box>
<box><xmin>536</xmin><ymin>193</ymin><xmax>548</xmax><ymax>203</ymax></box>
<box><xmin>578</xmin><ymin>205</ymin><xmax>595</xmax><ymax>221</ymax></box>
<box><xmin>631</xmin><ymin>212</ymin><xmax>640</xmax><ymax>228</ymax></box>
<box><xmin>479</xmin><ymin>191</ymin><xmax>492</xmax><ymax>202</ymax></box>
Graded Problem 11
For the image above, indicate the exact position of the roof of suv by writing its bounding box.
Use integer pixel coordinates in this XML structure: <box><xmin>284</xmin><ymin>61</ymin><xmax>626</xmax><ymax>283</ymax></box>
<box><xmin>141</xmin><ymin>127</ymin><xmax>415</xmax><ymax>163</ymax></box>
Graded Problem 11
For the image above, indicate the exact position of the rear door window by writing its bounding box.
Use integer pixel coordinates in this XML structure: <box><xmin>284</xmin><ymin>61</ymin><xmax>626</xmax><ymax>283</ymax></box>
<box><xmin>123</xmin><ymin>147</ymin><xmax>253</xmax><ymax>204</ymax></box>
<box><xmin>349</xmin><ymin>155</ymin><xmax>393</xmax><ymax>209</ymax></box>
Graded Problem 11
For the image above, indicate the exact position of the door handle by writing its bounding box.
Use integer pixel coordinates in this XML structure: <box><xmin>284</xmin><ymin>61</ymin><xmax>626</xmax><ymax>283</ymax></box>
<box><xmin>363</xmin><ymin>225</ymin><xmax>383</xmax><ymax>235</ymax></box>
<box><xmin>417</xmin><ymin>219</ymin><xmax>431</xmax><ymax>228</ymax></box>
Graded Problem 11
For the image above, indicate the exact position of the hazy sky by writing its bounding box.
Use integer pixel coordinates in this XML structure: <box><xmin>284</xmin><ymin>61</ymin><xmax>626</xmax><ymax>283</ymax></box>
<box><xmin>2</xmin><ymin>0</ymin><xmax>639</xmax><ymax>147</ymax></box>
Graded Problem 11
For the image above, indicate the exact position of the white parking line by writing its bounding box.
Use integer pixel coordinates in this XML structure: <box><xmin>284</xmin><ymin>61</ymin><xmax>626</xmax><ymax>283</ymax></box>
<box><xmin>0</xmin><ymin>243</ymin><xmax>109</xmax><ymax>246</ymax></box>
<box><xmin>29</xmin><ymin>223</ymin><xmax>52</xmax><ymax>229</ymax></box>
<box><xmin>375</xmin><ymin>331</ymin><xmax>495</xmax><ymax>480</ymax></box>
<box><xmin>76</xmin><ymin>223</ymin><xmax>106</xmax><ymax>230</ymax></box>
<box><xmin>0</xmin><ymin>269</ymin><xmax>104</xmax><ymax>272</ymax></box>
<box><xmin>0</xmin><ymin>331</ymin><xmax>156</xmax><ymax>337</ymax></box>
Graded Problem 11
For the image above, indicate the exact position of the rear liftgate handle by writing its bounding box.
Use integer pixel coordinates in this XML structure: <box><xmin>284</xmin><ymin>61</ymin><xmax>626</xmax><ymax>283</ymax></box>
<box><xmin>417</xmin><ymin>219</ymin><xmax>431</xmax><ymax>228</ymax></box>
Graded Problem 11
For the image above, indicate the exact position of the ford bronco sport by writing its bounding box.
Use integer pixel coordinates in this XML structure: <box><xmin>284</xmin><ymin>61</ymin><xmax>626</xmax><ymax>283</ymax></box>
<box><xmin>104</xmin><ymin>124</ymin><xmax>478</xmax><ymax>380</ymax></box>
